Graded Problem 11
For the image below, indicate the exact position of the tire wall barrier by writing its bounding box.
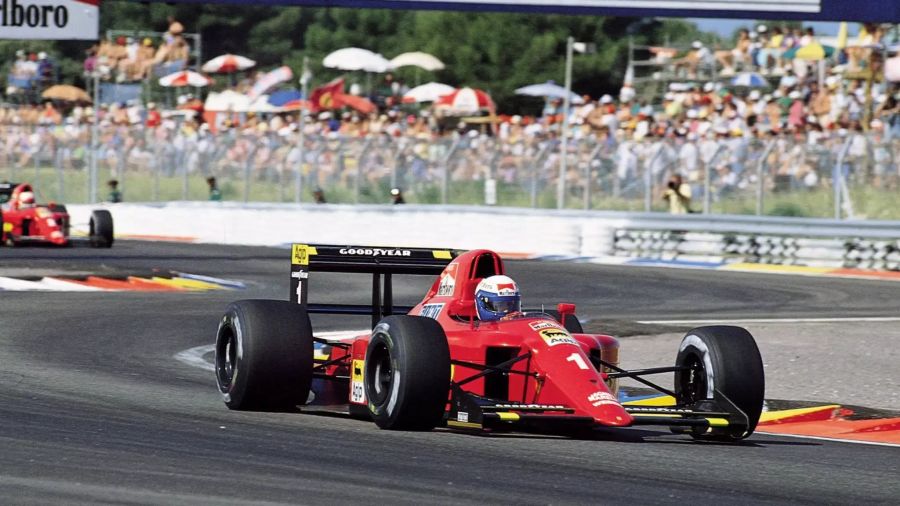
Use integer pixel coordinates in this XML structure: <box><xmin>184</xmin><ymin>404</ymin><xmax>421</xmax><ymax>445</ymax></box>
<box><xmin>69</xmin><ymin>203</ymin><xmax>900</xmax><ymax>271</ymax></box>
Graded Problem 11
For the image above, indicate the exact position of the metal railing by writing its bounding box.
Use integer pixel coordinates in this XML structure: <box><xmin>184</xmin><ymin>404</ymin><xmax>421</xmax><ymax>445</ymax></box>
<box><xmin>1</xmin><ymin>122</ymin><xmax>897</xmax><ymax>219</ymax></box>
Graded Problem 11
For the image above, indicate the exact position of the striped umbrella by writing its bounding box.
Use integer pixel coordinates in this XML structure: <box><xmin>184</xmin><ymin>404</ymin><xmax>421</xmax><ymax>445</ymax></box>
<box><xmin>159</xmin><ymin>70</ymin><xmax>212</xmax><ymax>88</ymax></box>
<box><xmin>202</xmin><ymin>54</ymin><xmax>256</xmax><ymax>74</ymax></box>
<box><xmin>435</xmin><ymin>87</ymin><xmax>494</xmax><ymax>115</ymax></box>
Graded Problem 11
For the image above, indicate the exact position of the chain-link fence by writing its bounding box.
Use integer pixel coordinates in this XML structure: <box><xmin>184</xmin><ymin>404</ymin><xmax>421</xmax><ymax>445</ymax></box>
<box><xmin>1</xmin><ymin>123</ymin><xmax>897</xmax><ymax>219</ymax></box>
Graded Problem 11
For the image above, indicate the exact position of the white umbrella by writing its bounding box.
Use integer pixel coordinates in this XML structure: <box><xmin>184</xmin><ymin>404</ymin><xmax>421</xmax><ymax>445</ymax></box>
<box><xmin>201</xmin><ymin>54</ymin><xmax>256</xmax><ymax>73</ymax></box>
<box><xmin>204</xmin><ymin>90</ymin><xmax>251</xmax><ymax>112</ymax></box>
<box><xmin>515</xmin><ymin>81</ymin><xmax>584</xmax><ymax>104</ymax></box>
<box><xmin>323</xmin><ymin>47</ymin><xmax>392</xmax><ymax>73</ymax></box>
<box><xmin>403</xmin><ymin>82</ymin><xmax>455</xmax><ymax>103</ymax></box>
<box><xmin>159</xmin><ymin>70</ymin><xmax>212</xmax><ymax>88</ymax></box>
<box><xmin>390</xmin><ymin>52</ymin><xmax>445</xmax><ymax>71</ymax></box>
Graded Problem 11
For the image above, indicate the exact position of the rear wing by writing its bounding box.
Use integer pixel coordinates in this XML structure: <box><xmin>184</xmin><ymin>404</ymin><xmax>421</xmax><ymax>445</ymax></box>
<box><xmin>290</xmin><ymin>244</ymin><xmax>457</xmax><ymax>327</ymax></box>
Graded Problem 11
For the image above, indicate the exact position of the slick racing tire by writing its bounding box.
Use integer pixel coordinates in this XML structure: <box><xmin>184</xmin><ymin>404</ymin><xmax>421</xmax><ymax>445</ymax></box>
<box><xmin>215</xmin><ymin>300</ymin><xmax>314</xmax><ymax>411</ymax></box>
<box><xmin>365</xmin><ymin>315</ymin><xmax>451</xmax><ymax>430</ymax></box>
<box><xmin>674</xmin><ymin>326</ymin><xmax>765</xmax><ymax>441</ymax></box>
<box><xmin>545</xmin><ymin>309</ymin><xmax>584</xmax><ymax>334</ymax></box>
<box><xmin>89</xmin><ymin>210</ymin><xmax>114</xmax><ymax>248</ymax></box>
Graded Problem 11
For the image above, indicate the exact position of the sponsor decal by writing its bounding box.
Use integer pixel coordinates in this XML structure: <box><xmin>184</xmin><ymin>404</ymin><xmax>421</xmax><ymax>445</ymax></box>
<box><xmin>529</xmin><ymin>320</ymin><xmax>562</xmax><ymax>331</ymax></box>
<box><xmin>350</xmin><ymin>359</ymin><xmax>365</xmax><ymax>404</ymax></box>
<box><xmin>338</xmin><ymin>247</ymin><xmax>411</xmax><ymax>257</ymax></box>
<box><xmin>437</xmin><ymin>264</ymin><xmax>457</xmax><ymax>296</ymax></box>
<box><xmin>420</xmin><ymin>303</ymin><xmax>444</xmax><ymax>320</ymax></box>
<box><xmin>292</xmin><ymin>244</ymin><xmax>313</xmax><ymax>265</ymax></box>
<box><xmin>539</xmin><ymin>328</ymin><xmax>578</xmax><ymax>347</ymax></box>
<box><xmin>0</xmin><ymin>0</ymin><xmax>99</xmax><ymax>40</ymax></box>
<box><xmin>588</xmin><ymin>390</ymin><xmax>620</xmax><ymax>407</ymax></box>
<box><xmin>493</xmin><ymin>403</ymin><xmax>566</xmax><ymax>410</ymax></box>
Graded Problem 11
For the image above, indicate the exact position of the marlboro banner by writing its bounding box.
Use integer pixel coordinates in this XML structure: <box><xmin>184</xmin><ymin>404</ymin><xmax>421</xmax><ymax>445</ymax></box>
<box><xmin>0</xmin><ymin>0</ymin><xmax>99</xmax><ymax>40</ymax></box>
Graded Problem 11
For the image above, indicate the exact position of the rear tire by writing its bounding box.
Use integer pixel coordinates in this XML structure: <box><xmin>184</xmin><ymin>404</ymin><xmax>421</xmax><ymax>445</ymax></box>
<box><xmin>365</xmin><ymin>315</ymin><xmax>451</xmax><ymax>430</ymax></box>
<box><xmin>215</xmin><ymin>300</ymin><xmax>314</xmax><ymax>411</ymax></box>
<box><xmin>89</xmin><ymin>209</ymin><xmax>114</xmax><ymax>248</ymax></box>
<box><xmin>674</xmin><ymin>326</ymin><xmax>765</xmax><ymax>441</ymax></box>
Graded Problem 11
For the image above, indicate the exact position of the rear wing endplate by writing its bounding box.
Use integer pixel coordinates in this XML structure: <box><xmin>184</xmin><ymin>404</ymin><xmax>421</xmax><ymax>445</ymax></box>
<box><xmin>290</xmin><ymin>244</ymin><xmax>457</xmax><ymax>327</ymax></box>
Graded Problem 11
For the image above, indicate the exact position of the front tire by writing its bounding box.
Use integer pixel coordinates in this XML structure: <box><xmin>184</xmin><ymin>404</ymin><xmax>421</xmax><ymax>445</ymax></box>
<box><xmin>674</xmin><ymin>325</ymin><xmax>765</xmax><ymax>441</ymax></box>
<box><xmin>365</xmin><ymin>315</ymin><xmax>451</xmax><ymax>430</ymax></box>
<box><xmin>89</xmin><ymin>209</ymin><xmax>114</xmax><ymax>248</ymax></box>
<box><xmin>215</xmin><ymin>300</ymin><xmax>314</xmax><ymax>411</ymax></box>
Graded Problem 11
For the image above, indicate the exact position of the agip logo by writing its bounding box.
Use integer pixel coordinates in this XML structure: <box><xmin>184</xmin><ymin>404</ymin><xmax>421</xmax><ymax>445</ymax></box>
<box><xmin>0</xmin><ymin>0</ymin><xmax>99</xmax><ymax>40</ymax></box>
<box><xmin>539</xmin><ymin>328</ymin><xmax>578</xmax><ymax>347</ymax></box>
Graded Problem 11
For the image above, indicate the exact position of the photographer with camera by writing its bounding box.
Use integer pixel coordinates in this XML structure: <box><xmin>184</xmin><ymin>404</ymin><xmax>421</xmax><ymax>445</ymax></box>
<box><xmin>662</xmin><ymin>173</ymin><xmax>693</xmax><ymax>214</ymax></box>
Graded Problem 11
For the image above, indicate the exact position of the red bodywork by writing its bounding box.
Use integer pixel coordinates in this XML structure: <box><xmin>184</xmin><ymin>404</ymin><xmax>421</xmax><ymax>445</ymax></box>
<box><xmin>317</xmin><ymin>249</ymin><xmax>633</xmax><ymax>429</ymax></box>
<box><xmin>1</xmin><ymin>183</ymin><xmax>70</xmax><ymax>246</ymax></box>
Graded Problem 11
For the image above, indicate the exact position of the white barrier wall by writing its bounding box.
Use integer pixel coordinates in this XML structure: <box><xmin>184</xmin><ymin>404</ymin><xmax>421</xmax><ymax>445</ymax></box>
<box><xmin>69</xmin><ymin>202</ymin><xmax>587</xmax><ymax>255</ymax></box>
<box><xmin>69</xmin><ymin>203</ymin><xmax>900</xmax><ymax>270</ymax></box>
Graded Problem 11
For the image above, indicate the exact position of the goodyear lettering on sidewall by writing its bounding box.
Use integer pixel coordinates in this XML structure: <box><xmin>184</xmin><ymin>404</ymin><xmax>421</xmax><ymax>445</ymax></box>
<box><xmin>0</xmin><ymin>0</ymin><xmax>98</xmax><ymax>40</ymax></box>
<box><xmin>339</xmin><ymin>248</ymin><xmax>412</xmax><ymax>257</ymax></box>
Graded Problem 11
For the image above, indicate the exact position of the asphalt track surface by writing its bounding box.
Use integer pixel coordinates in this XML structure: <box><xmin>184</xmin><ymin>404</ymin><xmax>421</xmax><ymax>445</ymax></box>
<box><xmin>1</xmin><ymin>241</ymin><xmax>898</xmax><ymax>505</ymax></box>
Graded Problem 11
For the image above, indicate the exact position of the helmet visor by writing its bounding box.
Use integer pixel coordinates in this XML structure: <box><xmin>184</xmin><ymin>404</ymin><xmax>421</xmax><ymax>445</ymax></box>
<box><xmin>484</xmin><ymin>296</ymin><xmax>520</xmax><ymax>314</ymax></box>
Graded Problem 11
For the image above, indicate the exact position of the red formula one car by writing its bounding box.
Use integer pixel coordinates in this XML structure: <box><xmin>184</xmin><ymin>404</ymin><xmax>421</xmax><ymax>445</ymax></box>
<box><xmin>0</xmin><ymin>182</ymin><xmax>114</xmax><ymax>247</ymax></box>
<box><xmin>215</xmin><ymin>245</ymin><xmax>765</xmax><ymax>441</ymax></box>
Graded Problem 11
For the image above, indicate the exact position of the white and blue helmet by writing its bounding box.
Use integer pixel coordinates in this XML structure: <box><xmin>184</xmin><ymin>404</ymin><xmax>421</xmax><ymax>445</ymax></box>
<box><xmin>475</xmin><ymin>275</ymin><xmax>521</xmax><ymax>321</ymax></box>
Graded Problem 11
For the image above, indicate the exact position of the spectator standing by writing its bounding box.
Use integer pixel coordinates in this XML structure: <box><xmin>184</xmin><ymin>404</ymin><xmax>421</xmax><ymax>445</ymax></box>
<box><xmin>662</xmin><ymin>173</ymin><xmax>693</xmax><ymax>214</ymax></box>
<box><xmin>207</xmin><ymin>176</ymin><xmax>222</xmax><ymax>201</ymax></box>
<box><xmin>390</xmin><ymin>187</ymin><xmax>405</xmax><ymax>204</ymax></box>
<box><xmin>106</xmin><ymin>179</ymin><xmax>122</xmax><ymax>203</ymax></box>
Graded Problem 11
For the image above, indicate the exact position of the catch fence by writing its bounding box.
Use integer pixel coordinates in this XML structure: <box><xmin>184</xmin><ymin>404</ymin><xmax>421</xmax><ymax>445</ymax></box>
<box><xmin>1</xmin><ymin>123</ymin><xmax>897</xmax><ymax>219</ymax></box>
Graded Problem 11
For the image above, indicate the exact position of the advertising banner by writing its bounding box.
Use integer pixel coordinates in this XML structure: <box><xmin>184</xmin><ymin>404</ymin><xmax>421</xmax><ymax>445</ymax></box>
<box><xmin>0</xmin><ymin>0</ymin><xmax>99</xmax><ymax>40</ymax></box>
<box><xmin>167</xmin><ymin>0</ymin><xmax>897</xmax><ymax>22</ymax></box>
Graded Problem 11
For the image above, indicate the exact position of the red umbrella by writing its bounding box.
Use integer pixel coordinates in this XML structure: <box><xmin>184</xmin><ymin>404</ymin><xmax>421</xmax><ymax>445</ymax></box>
<box><xmin>202</xmin><ymin>54</ymin><xmax>256</xmax><ymax>74</ymax></box>
<box><xmin>159</xmin><ymin>70</ymin><xmax>212</xmax><ymax>88</ymax></box>
<box><xmin>435</xmin><ymin>87</ymin><xmax>494</xmax><ymax>115</ymax></box>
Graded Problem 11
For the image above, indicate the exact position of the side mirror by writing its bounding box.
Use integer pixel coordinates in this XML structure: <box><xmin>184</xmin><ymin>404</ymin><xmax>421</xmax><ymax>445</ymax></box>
<box><xmin>556</xmin><ymin>303</ymin><xmax>576</xmax><ymax>321</ymax></box>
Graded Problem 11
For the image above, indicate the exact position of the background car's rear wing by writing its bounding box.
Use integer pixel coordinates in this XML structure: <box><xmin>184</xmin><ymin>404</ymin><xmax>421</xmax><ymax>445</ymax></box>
<box><xmin>290</xmin><ymin>244</ymin><xmax>457</xmax><ymax>327</ymax></box>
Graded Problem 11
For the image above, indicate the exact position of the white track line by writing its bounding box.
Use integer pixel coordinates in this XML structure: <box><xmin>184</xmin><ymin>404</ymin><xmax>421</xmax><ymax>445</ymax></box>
<box><xmin>174</xmin><ymin>345</ymin><xmax>214</xmax><ymax>372</ymax></box>
<box><xmin>638</xmin><ymin>317</ymin><xmax>900</xmax><ymax>325</ymax></box>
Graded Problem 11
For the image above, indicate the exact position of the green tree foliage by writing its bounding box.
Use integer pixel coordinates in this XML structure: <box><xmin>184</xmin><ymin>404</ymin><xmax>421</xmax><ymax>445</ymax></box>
<box><xmin>2</xmin><ymin>3</ymin><xmax>709</xmax><ymax>111</ymax></box>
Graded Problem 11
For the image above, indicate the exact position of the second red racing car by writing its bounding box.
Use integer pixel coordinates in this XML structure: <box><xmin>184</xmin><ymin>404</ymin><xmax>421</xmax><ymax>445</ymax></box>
<box><xmin>0</xmin><ymin>182</ymin><xmax>114</xmax><ymax>247</ymax></box>
<box><xmin>215</xmin><ymin>244</ymin><xmax>765</xmax><ymax>441</ymax></box>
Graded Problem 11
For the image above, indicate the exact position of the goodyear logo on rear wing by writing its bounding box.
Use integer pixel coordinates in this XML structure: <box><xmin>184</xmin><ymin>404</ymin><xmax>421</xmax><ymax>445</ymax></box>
<box><xmin>292</xmin><ymin>244</ymin><xmax>317</xmax><ymax>265</ymax></box>
<box><xmin>539</xmin><ymin>328</ymin><xmax>578</xmax><ymax>347</ymax></box>
<box><xmin>339</xmin><ymin>248</ymin><xmax>411</xmax><ymax>257</ymax></box>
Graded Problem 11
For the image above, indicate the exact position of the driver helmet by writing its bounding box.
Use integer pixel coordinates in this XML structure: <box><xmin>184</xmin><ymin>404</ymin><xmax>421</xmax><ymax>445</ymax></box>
<box><xmin>18</xmin><ymin>191</ymin><xmax>35</xmax><ymax>208</ymax></box>
<box><xmin>475</xmin><ymin>275</ymin><xmax>521</xmax><ymax>321</ymax></box>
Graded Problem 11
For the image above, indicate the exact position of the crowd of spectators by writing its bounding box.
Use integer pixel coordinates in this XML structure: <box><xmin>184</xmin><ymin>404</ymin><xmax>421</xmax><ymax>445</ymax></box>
<box><xmin>1</xmin><ymin>22</ymin><xmax>898</xmax><ymax>206</ymax></box>
<box><xmin>85</xmin><ymin>17</ymin><xmax>191</xmax><ymax>83</ymax></box>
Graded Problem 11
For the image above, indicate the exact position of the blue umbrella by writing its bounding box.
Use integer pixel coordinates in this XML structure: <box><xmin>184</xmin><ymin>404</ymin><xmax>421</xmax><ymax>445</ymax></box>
<box><xmin>515</xmin><ymin>80</ymin><xmax>584</xmax><ymax>104</ymax></box>
<box><xmin>268</xmin><ymin>89</ymin><xmax>304</xmax><ymax>107</ymax></box>
<box><xmin>731</xmin><ymin>72</ymin><xmax>769</xmax><ymax>88</ymax></box>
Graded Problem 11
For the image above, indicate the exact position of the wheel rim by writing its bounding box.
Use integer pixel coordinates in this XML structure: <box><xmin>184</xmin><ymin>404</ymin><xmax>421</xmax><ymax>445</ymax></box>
<box><xmin>679</xmin><ymin>354</ymin><xmax>707</xmax><ymax>404</ymax></box>
<box><xmin>216</xmin><ymin>326</ymin><xmax>237</xmax><ymax>389</ymax></box>
<box><xmin>366</xmin><ymin>341</ymin><xmax>393</xmax><ymax>405</ymax></box>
